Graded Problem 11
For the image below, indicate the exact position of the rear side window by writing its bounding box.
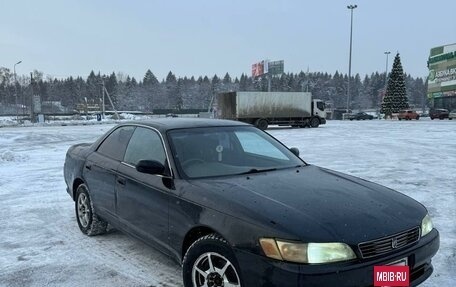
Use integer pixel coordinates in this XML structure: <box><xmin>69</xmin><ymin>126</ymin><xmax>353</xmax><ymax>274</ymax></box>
<box><xmin>124</xmin><ymin>127</ymin><xmax>167</xmax><ymax>166</ymax></box>
<box><xmin>97</xmin><ymin>126</ymin><xmax>135</xmax><ymax>161</ymax></box>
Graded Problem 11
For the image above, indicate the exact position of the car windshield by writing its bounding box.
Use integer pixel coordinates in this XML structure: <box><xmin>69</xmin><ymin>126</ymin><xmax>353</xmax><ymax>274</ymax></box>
<box><xmin>168</xmin><ymin>126</ymin><xmax>304</xmax><ymax>179</ymax></box>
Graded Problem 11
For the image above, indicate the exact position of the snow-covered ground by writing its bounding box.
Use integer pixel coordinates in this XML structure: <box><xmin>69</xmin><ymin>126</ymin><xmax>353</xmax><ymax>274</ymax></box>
<box><xmin>0</xmin><ymin>119</ymin><xmax>454</xmax><ymax>286</ymax></box>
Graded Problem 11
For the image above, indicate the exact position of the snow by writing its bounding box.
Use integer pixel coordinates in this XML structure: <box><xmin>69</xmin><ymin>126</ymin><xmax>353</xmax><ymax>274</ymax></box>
<box><xmin>0</xmin><ymin>119</ymin><xmax>455</xmax><ymax>286</ymax></box>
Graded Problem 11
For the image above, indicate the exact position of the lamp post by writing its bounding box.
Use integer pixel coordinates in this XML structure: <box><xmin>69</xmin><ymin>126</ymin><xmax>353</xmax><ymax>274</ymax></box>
<box><xmin>13</xmin><ymin>61</ymin><xmax>22</xmax><ymax>122</ymax></box>
<box><xmin>381</xmin><ymin>51</ymin><xmax>391</xmax><ymax>118</ymax></box>
<box><xmin>346</xmin><ymin>4</ymin><xmax>357</xmax><ymax>114</ymax></box>
<box><xmin>384</xmin><ymin>51</ymin><xmax>391</xmax><ymax>89</ymax></box>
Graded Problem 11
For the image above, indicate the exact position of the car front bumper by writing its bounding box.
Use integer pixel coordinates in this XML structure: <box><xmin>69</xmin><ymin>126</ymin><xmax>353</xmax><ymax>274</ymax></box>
<box><xmin>234</xmin><ymin>229</ymin><xmax>439</xmax><ymax>287</ymax></box>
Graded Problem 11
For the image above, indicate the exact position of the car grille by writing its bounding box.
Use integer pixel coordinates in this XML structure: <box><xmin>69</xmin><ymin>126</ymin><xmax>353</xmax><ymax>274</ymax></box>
<box><xmin>358</xmin><ymin>227</ymin><xmax>420</xmax><ymax>258</ymax></box>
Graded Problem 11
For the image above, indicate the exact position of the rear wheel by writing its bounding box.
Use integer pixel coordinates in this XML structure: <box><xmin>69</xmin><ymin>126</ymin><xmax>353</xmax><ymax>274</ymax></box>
<box><xmin>75</xmin><ymin>184</ymin><xmax>107</xmax><ymax>236</ymax></box>
<box><xmin>310</xmin><ymin>117</ymin><xmax>320</xmax><ymax>128</ymax></box>
<box><xmin>254</xmin><ymin>118</ymin><xmax>268</xmax><ymax>130</ymax></box>
<box><xmin>183</xmin><ymin>234</ymin><xmax>242</xmax><ymax>287</ymax></box>
<box><xmin>416</xmin><ymin>115</ymin><xmax>420</xmax><ymax>120</ymax></box>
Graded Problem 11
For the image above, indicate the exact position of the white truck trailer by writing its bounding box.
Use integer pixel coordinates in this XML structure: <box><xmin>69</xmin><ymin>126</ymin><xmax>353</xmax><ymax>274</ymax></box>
<box><xmin>216</xmin><ymin>92</ymin><xmax>326</xmax><ymax>130</ymax></box>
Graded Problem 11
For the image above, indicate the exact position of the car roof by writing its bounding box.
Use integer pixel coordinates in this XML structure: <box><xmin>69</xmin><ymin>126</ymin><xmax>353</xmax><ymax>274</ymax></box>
<box><xmin>125</xmin><ymin>118</ymin><xmax>250</xmax><ymax>132</ymax></box>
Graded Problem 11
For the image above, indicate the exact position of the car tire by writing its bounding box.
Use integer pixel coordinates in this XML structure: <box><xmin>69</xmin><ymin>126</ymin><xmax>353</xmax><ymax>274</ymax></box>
<box><xmin>75</xmin><ymin>184</ymin><xmax>108</xmax><ymax>236</ymax></box>
<box><xmin>255</xmin><ymin>118</ymin><xmax>268</xmax><ymax>130</ymax></box>
<box><xmin>431</xmin><ymin>117</ymin><xmax>434</xmax><ymax>120</ymax></box>
<box><xmin>416</xmin><ymin>116</ymin><xmax>420</xmax><ymax>120</ymax></box>
<box><xmin>310</xmin><ymin>117</ymin><xmax>320</xmax><ymax>128</ymax></box>
<box><xmin>398</xmin><ymin>118</ymin><xmax>402</xmax><ymax>121</ymax></box>
<box><xmin>183</xmin><ymin>234</ymin><xmax>243</xmax><ymax>287</ymax></box>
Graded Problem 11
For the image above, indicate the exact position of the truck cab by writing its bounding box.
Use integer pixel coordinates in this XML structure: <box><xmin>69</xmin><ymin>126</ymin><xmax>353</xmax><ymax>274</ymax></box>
<box><xmin>312</xmin><ymin>99</ymin><xmax>326</xmax><ymax>119</ymax></box>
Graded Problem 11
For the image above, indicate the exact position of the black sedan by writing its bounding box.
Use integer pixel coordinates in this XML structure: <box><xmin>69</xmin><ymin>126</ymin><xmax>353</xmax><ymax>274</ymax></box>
<box><xmin>64</xmin><ymin>118</ymin><xmax>439</xmax><ymax>287</ymax></box>
<box><xmin>348</xmin><ymin>112</ymin><xmax>375</xmax><ymax>120</ymax></box>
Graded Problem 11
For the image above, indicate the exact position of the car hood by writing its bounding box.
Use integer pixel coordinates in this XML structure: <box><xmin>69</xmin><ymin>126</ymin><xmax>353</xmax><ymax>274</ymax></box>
<box><xmin>188</xmin><ymin>165</ymin><xmax>426</xmax><ymax>244</ymax></box>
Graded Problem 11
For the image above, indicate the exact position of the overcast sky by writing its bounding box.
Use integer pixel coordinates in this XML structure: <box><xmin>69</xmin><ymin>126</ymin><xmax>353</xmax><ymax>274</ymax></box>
<box><xmin>1</xmin><ymin>0</ymin><xmax>455</xmax><ymax>81</ymax></box>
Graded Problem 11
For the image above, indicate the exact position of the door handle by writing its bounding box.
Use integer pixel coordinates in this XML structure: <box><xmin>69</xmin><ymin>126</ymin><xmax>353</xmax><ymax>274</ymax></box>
<box><xmin>117</xmin><ymin>178</ymin><xmax>126</xmax><ymax>186</ymax></box>
<box><xmin>85</xmin><ymin>164</ymin><xmax>92</xmax><ymax>170</ymax></box>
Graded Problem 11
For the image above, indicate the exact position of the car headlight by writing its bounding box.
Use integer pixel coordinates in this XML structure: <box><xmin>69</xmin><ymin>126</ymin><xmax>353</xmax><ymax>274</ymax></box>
<box><xmin>421</xmin><ymin>214</ymin><xmax>433</xmax><ymax>237</ymax></box>
<box><xmin>259</xmin><ymin>238</ymin><xmax>356</xmax><ymax>264</ymax></box>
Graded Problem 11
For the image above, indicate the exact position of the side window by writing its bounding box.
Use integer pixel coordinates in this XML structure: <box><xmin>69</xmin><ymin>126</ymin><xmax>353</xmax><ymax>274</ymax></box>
<box><xmin>124</xmin><ymin>127</ymin><xmax>167</xmax><ymax>166</ymax></box>
<box><xmin>97</xmin><ymin>126</ymin><xmax>135</xmax><ymax>161</ymax></box>
<box><xmin>235</xmin><ymin>131</ymin><xmax>288</xmax><ymax>160</ymax></box>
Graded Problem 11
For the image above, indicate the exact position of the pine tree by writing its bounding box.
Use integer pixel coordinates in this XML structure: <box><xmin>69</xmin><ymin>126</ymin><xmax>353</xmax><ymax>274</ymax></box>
<box><xmin>381</xmin><ymin>53</ymin><xmax>409</xmax><ymax>117</ymax></box>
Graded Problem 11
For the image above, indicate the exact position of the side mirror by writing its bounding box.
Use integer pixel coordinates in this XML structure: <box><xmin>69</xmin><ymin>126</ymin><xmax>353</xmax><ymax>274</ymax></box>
<box><xmin>136</xmin><ymin>160</ymin><xmax>165</xmax><ymax>175</ymax></box>
<box><xmin>289</xmin><ymin>147</ymin><xmax>300</xmax><ymax>157</ymax></box>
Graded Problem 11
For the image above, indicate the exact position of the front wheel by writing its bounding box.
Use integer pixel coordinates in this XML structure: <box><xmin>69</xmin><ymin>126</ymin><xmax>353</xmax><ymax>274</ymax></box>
<box><xmin>75</xmin><ymin>184</ymin><xmax>108</xmax><ymax>236</ymax></box>
<box><xmin>183</xmin><ymin>234</ymin><xmax>243</xmax><ymax>287</ymax></box>
<box><xmin>310</xmin><ymin>117</ymin><xmax>320</xmax><ymax>128</ymax></box>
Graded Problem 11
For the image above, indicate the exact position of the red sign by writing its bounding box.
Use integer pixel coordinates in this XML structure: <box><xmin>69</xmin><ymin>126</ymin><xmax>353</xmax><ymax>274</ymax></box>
<box><xmin>252</xmin><ymin>62</ymin><xmax>264</xmax><ymax>77</ymax></box>
<box><xmin>374</xmin><ymin>266</ymin><xmax>410</xmax><ymax>286</ymax></box>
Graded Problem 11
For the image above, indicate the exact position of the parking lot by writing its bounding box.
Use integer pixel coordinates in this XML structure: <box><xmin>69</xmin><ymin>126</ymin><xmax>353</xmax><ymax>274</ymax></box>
<box><xmin>0</xmin><ymin>119</ymin><xmax>455</xmax><ymax>286</ymax></box>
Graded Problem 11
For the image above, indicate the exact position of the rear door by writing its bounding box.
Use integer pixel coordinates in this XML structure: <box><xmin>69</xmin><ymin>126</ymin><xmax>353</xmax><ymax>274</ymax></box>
<box><xmin>83</xmin><ymin>126</ymin><xmax>135</xmax><ymax>219</ymax></box>
<box><xmin>116</xmin><ymin>127</ymin><xmax>172</xmax><ymax>254</ymax></box>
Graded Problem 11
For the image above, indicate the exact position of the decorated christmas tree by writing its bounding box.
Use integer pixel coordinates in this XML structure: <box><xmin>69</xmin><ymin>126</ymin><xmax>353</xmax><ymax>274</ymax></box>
<box><xmin>381</xmin><ymin>53</ymin><xmax>409</xmax><ymax>117</ymax></box>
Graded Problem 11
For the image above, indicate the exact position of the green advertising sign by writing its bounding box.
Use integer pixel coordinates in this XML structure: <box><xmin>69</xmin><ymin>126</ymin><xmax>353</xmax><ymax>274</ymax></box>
<box><xmin>268</xmin><ymin>60</ymin><xmax>284</xmax><ymax>75</ymax></box>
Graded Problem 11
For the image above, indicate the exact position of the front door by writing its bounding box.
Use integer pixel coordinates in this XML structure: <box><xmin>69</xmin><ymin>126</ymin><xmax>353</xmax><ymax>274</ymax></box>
<box><xmin>116</xmin><ymin>127</ymin><xmax>171</xmax><ymax>254</ymax></box>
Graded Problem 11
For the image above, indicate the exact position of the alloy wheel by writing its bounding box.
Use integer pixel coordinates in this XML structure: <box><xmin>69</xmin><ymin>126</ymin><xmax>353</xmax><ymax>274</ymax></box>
<box><xmin>192</xmin><ymin>252</ymin><xmax>241</xmax><ymax>287</ymax></box>
<box><xmin>77</xmin><ymin>193</ymin><xmax>91</xmax><ymax>228</ymax></box>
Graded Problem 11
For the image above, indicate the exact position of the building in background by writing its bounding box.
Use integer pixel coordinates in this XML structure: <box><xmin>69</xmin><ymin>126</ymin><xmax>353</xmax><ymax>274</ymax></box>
<box><xmin>427</xmin><ymin>43</ymin><xmax>456</xmax><ymax>110</ymax></box>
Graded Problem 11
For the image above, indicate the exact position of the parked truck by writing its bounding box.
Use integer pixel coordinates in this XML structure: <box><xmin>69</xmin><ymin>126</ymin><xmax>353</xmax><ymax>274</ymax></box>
<box><xmin>216</xmin><ymin>92</ymin><xmax>326</xmax><ymax>130</ymax></box>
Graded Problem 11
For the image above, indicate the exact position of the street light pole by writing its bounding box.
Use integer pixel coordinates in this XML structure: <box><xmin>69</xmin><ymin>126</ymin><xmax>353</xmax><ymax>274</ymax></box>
<box><xmin>381</xmin><ymin>51</ymin><xmax>391</xmax><ymax>118</ymax></box>
<box><xmin>384</xmin><ymin>51</ymin><xmax>391</xmax><ymax>88</ymax></box>
<box><xmin>346</xmin><ymin>4</ymin><xmax>357</xmax><ymax>114</ymax></box>
<box><xmin>13</xmin><ymin>60</ymin><xmax>22</xmax><ymax>122</ymax></box>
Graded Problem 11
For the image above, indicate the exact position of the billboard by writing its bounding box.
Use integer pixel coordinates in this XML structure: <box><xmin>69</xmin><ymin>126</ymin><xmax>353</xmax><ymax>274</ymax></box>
<box><xmin>252</xmin><ymin>60</ymin><xmax>284</xmax><ymax>77</ymax></box>
<box><xmin>268</xmin><ymin>60</ymin><xmax>284</xmax><ymax>75</ymax></box>
<box><xmin>252</xmin><ymin>62</ymin><xmax>264</xmax><ymax>77</ymax></box>
<box><xmin>427</xmin><ymin>43</ymin><xmax>456</xmax><ymax>99</ymax></box>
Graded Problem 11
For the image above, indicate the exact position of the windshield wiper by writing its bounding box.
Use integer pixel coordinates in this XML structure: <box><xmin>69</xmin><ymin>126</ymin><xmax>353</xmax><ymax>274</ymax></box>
<box><xmin>239</xmin><ymin>168</ymin><xmax>277</xmax><ymax>175</ymax></box>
